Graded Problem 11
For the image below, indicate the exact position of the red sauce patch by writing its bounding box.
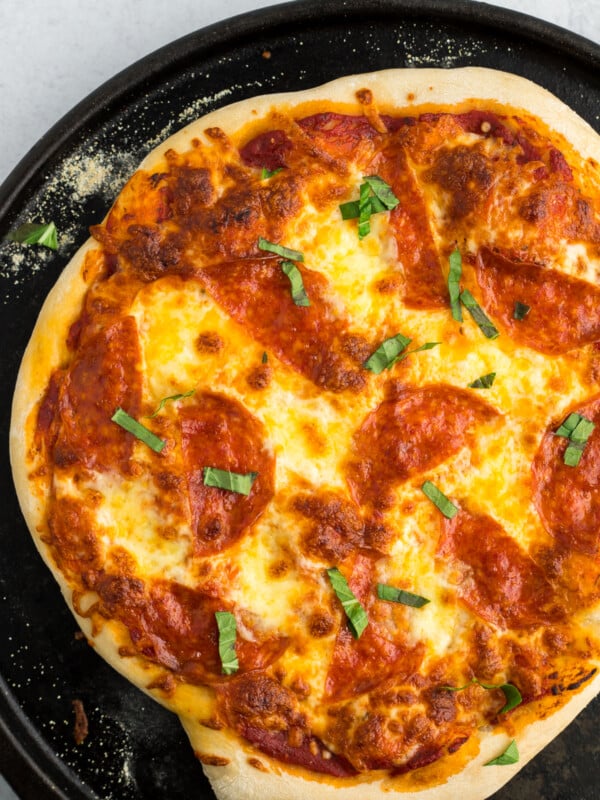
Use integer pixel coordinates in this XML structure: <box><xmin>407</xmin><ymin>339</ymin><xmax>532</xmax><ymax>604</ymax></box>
<box><xmin>437</xmin><ymin>508</ymin><xmax>564</xmax><ymax>628</ymax></box>
<box><xmin>346</xmin><ymin>385</ymin><xmax>499</xmax><ymax>510</ymax></box>
<box><xmin>180</xmin><ymin>392</ymin><xmax>275</xmax><ymax>556</ymax></box>
<box><xmin>199</xmin><ymin>260</ymin><xmax>367</xmax><ymax>392</ymax></box>
<box><xmin>475</xmin><ymin>247</ymin><xmax>600</xmax><ymax>354</ymax></box>
<box><xmin>532</xmin><ymin>395</ymin><xmax>600</xmax><ymax>555</ymax></box>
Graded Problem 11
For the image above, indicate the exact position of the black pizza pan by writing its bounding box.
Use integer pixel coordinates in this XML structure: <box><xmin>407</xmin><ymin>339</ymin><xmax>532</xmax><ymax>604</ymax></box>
<box><xmin>1</xmin><ymin>1</ymin><xmax>600</xmax><ymax>798</ymax></box>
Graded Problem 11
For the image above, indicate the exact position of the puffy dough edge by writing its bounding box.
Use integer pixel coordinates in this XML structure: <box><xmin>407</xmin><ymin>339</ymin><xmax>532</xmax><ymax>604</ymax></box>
<box><xmin>9</xmin><ymin>66</ymin><xmax>600</xmax><ymax>800</ymax></box>
<box><xmin>183</xmin><ymin>668</ymin><xmax>600</xmax><ymax>800</ymax></box>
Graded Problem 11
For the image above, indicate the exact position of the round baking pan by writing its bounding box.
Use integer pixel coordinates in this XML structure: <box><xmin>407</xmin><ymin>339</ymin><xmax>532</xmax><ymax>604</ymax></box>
<box><xmin>1</xmin><ymin>1</ymin><xmax>600</xmax><ymax>798</ymax></box>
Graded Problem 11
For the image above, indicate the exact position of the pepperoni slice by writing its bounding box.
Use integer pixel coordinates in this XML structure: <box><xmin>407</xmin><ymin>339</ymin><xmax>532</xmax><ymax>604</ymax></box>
<box><xmin>239</xmin><ymin>130</ymin><xmax>293</xmax><ymax>170</ymax></box>
<box><xmin>375</xmin><ymin>145</ymin><xmax>448</xmax><ymax>308</ymax></box>
<box><xmin>199</xmin><ymin>259</ymin><xmax>367</xmax><ymax>392</ymax></box>
<box><xmin>346</xmin><ymin>385</ymin><xmax>499</xmax><ymax>509</ymax></box>
<box><xmin>89</xmin><ymin>575</ymin><xmax>286</xmax><ymax>683</ymax></box>
<box><xmin>296</xmin><ymin>113</ymin><xmax>383</xmax><ymax>164</ymax></box>
<box><xmin>475</xmin><ymin>247</ymin><xmax>600</xmax><ymax>354</ymax></box>
<box><xmin>325</xmin><ymin>554</ymin><xmax>424</xmax><ymax>701</ymax></box>
<box><xmin>238</xmin><ymin>725</ymin><xmax>357</xmax><ymax>777</ymax></box>
<box><xmin>437</xmin><ymin>508</ymin><xmax>564</xmax><ymax>629</ymax></box>
<box><xmin>532</xmin><ymin>395</ymin><xmax>600</xmax><ymax>555</ymax></box>
<box><xmin>52</xmin><ymin>316</ymin><xmax>143</xmax><ymax>473</ymax></box>
<box><xmin>180</xmin><ymin>392</ymin><xmax>275</xmax><ymax>556</ymax></box>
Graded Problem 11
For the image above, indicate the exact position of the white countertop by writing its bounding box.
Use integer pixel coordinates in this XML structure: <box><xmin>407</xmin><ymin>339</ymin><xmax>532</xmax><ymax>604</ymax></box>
<box><xmin>0</xmin><ymin>0</ymin><xmax>599</xmax><ymax>187</ymax></box>
<box><xmin>1</xmin><ymin>0</ymin><xmax>598</xmax><ymax>798</ymax></box>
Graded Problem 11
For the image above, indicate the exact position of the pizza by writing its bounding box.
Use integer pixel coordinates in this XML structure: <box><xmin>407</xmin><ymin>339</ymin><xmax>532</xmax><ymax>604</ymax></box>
<box><xmin>10</xmin><ymin>66</ymin><xmax>600</xmax><ymax>799</ymax></box>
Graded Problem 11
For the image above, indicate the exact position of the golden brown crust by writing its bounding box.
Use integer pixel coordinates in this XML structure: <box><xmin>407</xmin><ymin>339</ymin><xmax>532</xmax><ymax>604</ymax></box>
<box><xmin>10</xmin><ymin>67</ymin><xmax>600</xmax><ymax>800</ymax></box>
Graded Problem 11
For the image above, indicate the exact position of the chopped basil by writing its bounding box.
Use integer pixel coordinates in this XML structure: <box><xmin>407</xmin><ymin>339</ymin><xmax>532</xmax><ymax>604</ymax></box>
<box><xmin>395</xmin><ymin>341</ymin><xmax>440</xmax><ymax>363</ymax></box>
<box><xmin>484</xmin><ymin>739</ymin><xmax>519</xmax><ymax>767</ymax></box>
<box><xmin>260</xmin><ymin>167</ymin><xmax>282</xmax><ymax>179</ymax></box>
<box><xmin>258</xmin><ymin>236</ymin><xmax>304</xmax><ymax>262</ymax></box>
<box><xmin>555</xmin><ymin>412</ymin><xmax>584</xmax><ymax>438</ymax></box>
<box><xmin>564</xmin><ymin>444</ymin><xmax>585</xmax><ymax>467</ymax></box>
<box><xmin>363</xmin><ymin>175</ymin><xmax>400</xmax><ymax>210</ymax></box>
<box><xmin>111</xmin><ymin>407</ymin><xmax>166</xmax><ymax>453</ymax></box>
<box><xmin>339</xmin><ymin>196</ymin><xmax>386</xmax><ymax>219</ymax></box>
<box><xmin>326</xmin><ymin>567</ymin><xmax>368</xmax><ymax>639</ymax></box>
<box><xmin>555</xmin><ymin>412</ymin><xmax>595</xmax><ymax>467</ymax></box>
<box><xmin>358</xmin><ymin>181</ymin><xmax>372</xmax><ymax>240</ymax></box>
<box><xmin>203</xmin><ymin>467</ymin><xmax>258</xmax><ymax>496</ymax></box>
<box><xmin>281</xmin><ymin>260</ymin><xmax>310</xmax><ymax>306</ymax></box>
<box><xmin>460</xmin><ymin>289</ymin><xmax>499</xmax><ymax>339</ymax></box>
<box><xmin>442</xmin><ymin>678</ymin><xmax>522</xmax><ymax>715</ymax></box>
<box><xmin>448</xmin><ymin>249</ymin><xmax>463</xmax><ymax>322</ymax></box>
<box><xmin>363</xmin><ymin>333</ymin><xmax>412</xmax><ymax>374</ymax></box>
<box><xmin>339</xmin><ymin>175</ymin><xmax>399</xmax><ymax>239</ymax></box>
<box><xmin>468</xmin><ymin>372</ymin><xmax>496</xmax><ymax>389</ymax></box>
<box><xmin>364</xmin><ymin>335</ymin><xmax>439</xmax><ymax>374</ymax></box>
<box><xmin>492</xmin><ymin>682</ymin><xmax>523</xmax><ymax>714</ymax></box>
<box><xmin>146</xmin><ymin>389</ymin><xmax>195</xmax><ymax>418</ymax></box>
<box><xmin>6</xmin><ymin>221</ymin><xmax>58</xmax><ymax>250</ymax></box>
<box><xmin>377</xmin><ymin>583</ymin><xmax>430</xmax><ymax>608</ymax></box>
<box><xmin>421</xmin><ymin>481</ymin><xmax>458</xmax><ymax>519</ymax></box>
<box><xmin>513</xmin><ymin>301</ymin><xmax>531</xmax><ymax>321</ymax></box>
<box><xmin>261</xmin><ymin>351</ymin><xmax>268</xmax><ymax>364</ymax></box>
<box><xmin>214</xmin><ymin>611</ymin><xmax>239</xmax><ymax>675</ymax></box>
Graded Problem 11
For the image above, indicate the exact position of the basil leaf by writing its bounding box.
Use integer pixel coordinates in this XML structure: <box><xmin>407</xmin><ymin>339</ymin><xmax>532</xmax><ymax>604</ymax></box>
<box><xmin>326</xmin><ymin>567</ymin><xmax>368</xmax><ymax>639</ymax></box>
<box><xmin>280</xmin><ymin>260</ymin><xmax>310</xmax><ymax>306</ymax></box>
<box><xmin>513</xmin><ymin>301</ymin><xmax>530</xmax><ymax>321</ymax></box>
<box><xmin>448</xmin><ymin>248</ymin><xmax>463</xmax><ymax>322</ymax></box>
<box><xmin>363</xmin><ymin>333</ymin><xmax>412</xmax><ymax>374</ymax></box>
<box><xmin>258</xmin><ymin>236</ymin><xmax>304</xmax><ymax>262</ymax></box>
<box><xmin>468</xmin><ymin>372</ymin><xmax>496</xmax><ymax>389</ymax></box>
<box><xmin>442</xmin><ymin>678</ymin><xmax>522</xmax><ymax>715</ymax></box>
<box><xmin>363</xmin><ymin>175</ymin><xmax>400</xmax><ymax>210</ymax></box>
<box><xmin>377</xmin><ymin>583</ymin><xmax>430</xmax><ymax>608</ymax></box>
<box><xmin>261</xmin><ymin>167</ymin><xmax>282</xmax><ymax>179</ymax></box>
<box><xmin>261</xmin><ymin>352</ymin><xmax>268</xmax><ymax>364</ymax></box>
<box><xmin>460</xmin><ymin>289</ymin><xmax>499</xmax><ymax>339</ymax></box>
<box><xmin>203</xmin><ymin>467</ymin><xmax>258</xmax><ymax>496</ymax></box>
<box><xmin>214</xmin><ymin>611</ymin><xmax>239</xmax><ymax>675</ymax></box>
<box><xmin>570</xmin><ymin>416</ymin><xmax>595</xmax><ymax>445</ymax></box>
<box><xmin>146</xmin><ymin>389</ymin><xmax>195</xmax><ymax>418</ymax></box>
<box><xmin>555</xmin><ymin>412</ymin><xmax>584</xmax><ymax>438</ymax></box>
<box><xmin>480</xmin><ymin>682</ymin><xmax>522</xmax><ymax>714</ymax></box>
<box><xmin>555</xmin><ymin>412</ymin><xmax>595</xmax><ymax>467</ymax></box>
<box><xmin>111</xmin><ymin>407</ymin><xmax>166</xmax><ymax>453</ymax></box>
<box><xmin>564</xmin><ymin>441</ymin><xmax>586</xmax><ymax>467</ymax></box>
<box><xmin>339</xmin><ymin>175</ymin><xmax>397</xmax><ymax>237</ymax></box>
<box><xmin>339</xmin><ymin>196</ymin><xmax>387</xmax><ymax>219</ymax></box>
<box><xmin>358</xmin><ymin>181</ymin><xmax>372</xmax><ymax>240</ymax></box>
<box><xmin>484</xmin><ymin>739</ymin><xmax>519</xmax><ymax>767</ymax></box>
<box><xmin>395</xmin><ymin>341</ymin><xmax>440</xmax><ymax>363</ymax></box>
<box><xmin>6</xmin><ymin>221</ymin><xmax>58</xmax><ymax>250</ymax></box>
<box><xmin>421</xmin><ymin>481</ymin><xmax>458</xmax><ymax>519</ymax></box>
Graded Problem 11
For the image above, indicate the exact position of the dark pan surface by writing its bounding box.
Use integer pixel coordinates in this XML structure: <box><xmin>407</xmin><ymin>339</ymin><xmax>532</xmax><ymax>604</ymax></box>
<box><xmin>1</xmin><ymin>1</ymin><xmax>600</xmax><ymax>798</ymax></box>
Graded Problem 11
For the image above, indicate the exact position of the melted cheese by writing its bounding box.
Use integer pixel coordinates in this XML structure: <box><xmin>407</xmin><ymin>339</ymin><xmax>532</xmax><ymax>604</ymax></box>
<box><xmin>27</xmin><ymin>91</ymin><xmax>600</xmax><ymax>785</ymax></box>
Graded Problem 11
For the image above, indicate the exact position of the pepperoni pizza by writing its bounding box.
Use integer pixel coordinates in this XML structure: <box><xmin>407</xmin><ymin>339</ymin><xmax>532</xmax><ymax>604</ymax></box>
<box><xmin>10</xmin><ymin>67</ymin><xmax>600</xmax><ymax>799</ymax></box>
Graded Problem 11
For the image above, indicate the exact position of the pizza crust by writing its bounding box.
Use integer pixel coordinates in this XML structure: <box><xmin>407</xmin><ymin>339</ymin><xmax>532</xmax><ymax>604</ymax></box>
<box><xmin>10</xmin><ymin>67</ymin><xmax>600</xmax><ymax>800</ymax></box>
